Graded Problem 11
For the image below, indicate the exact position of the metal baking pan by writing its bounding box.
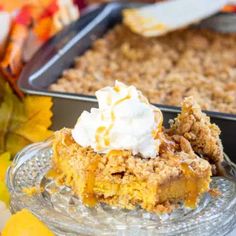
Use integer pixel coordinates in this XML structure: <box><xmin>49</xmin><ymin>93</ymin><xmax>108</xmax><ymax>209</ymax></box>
<box><xmin>200</xmin><ymin>12</ymin><xmax>236</xmax><ymax>32</ymax></box>
<box><xmin>18</xmin><ymin>2</ymin><xmax>236</xmax><ymax>161</ymax></box>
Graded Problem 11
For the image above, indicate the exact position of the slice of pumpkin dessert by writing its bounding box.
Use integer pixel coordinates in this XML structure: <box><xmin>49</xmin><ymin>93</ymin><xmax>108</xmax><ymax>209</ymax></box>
<box><xmin>51</xmin><ymin>81</ymin><xmax>216</xmax><ymax>213</ymax></box>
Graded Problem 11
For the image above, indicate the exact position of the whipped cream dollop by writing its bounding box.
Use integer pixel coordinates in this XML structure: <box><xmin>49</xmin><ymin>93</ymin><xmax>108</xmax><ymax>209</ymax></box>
<box><xmin>72</xmin><ymin>81</ymin><xmax>163</xmax><ymax>158</ymax></box>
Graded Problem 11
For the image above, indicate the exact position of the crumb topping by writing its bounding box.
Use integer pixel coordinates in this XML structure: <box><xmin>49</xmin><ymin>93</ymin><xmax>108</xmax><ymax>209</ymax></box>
<box><xmin>50</xmin><ymin>25</ymin><xmax>236</xmax><ymax>114</ymax></box>
<box><xmin>170</xmin><ymin>97</ymin><xmax>223</xmax><ymax>164</ymax></box>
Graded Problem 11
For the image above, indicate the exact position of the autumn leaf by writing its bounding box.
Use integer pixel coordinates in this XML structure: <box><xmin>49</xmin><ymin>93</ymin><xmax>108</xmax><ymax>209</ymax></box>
<box><xmin>33</xmin><ymin>17</ymin><xmax>54</xmax><ymax>41</ymax></box>
<box><xmin>0</xmin><ymin>152</ymin><xmax>11</xmax><ymax>181</ymax></box>
<box><xmin>0</xmin><ymin>152</ymin><xmax>11</xmax><ymax>205</ymax></box>
<box><xmin>10</xmin><ymin>96</ymin><xmax>53</xmax><ymax>142</ymax></box>
<box><xmin>0</xmin><ymin>181</ymin><xmax>10</xmax><ymax>206</ymax></box>
<box><xmin>0</xmin><ymin>81</ymin><xmax>14</xmax><ymax>153</ymax></box>
<box><xmin>0</xmin><ymin>78</ymin><xmax>53</xmax><ymax>156</ymax></box>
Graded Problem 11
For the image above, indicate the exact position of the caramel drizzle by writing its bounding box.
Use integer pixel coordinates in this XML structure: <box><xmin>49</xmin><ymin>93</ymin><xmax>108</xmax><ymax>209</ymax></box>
<box><xmin>83</xmin><ymin>154</ymin><xmax>101</xmax><ymax>207</ymax></box>
<box><xmin>181</xmin><ymin>162</ymin><xmax>199</xmax><ymax>208</ymax></box>
<box><xmin>157</xmin><ymin>133</ymin><xmax>176</xmax><ymax>154</ymax></box>
<box><xmin>95</xmin><ymin>89</ymin><xmax>131</xmax><ymax>151</ymax></box>
<box><xmin>113</xmin><ymin>85</ymin><xmax>121</xmax><ymax>93</ymax></box>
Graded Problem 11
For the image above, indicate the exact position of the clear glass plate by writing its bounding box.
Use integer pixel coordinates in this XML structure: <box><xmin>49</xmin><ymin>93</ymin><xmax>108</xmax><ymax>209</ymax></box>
<box><xmin>6</xmin><ymin>139</ymin><xmax>236</xmax><ymax>236</ymax></box>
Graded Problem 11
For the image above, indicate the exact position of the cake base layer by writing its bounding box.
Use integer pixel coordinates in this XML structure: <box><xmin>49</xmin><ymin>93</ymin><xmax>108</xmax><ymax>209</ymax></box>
<box><xmin>52</xmin><ymin>128</ymin><xmax>211</xmax><ymax>213</ymax></box>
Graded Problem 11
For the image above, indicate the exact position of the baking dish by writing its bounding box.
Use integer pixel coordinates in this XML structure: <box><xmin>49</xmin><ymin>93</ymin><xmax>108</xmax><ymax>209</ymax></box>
<box><xmin>18</xmin><ymin>2</ymin><xmax>236</xmax><ymax>161</ymax></box>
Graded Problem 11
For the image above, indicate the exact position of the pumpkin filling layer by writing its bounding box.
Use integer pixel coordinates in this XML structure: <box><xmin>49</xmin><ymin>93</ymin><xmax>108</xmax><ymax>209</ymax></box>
<box><xmin>52</xmin><ymin>128</ymin><xmax>212</xmax><ymax>213</ymax></box>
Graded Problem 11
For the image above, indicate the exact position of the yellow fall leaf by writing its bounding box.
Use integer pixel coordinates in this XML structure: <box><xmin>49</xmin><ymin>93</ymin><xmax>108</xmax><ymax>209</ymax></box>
<box><xmin>2</xmin><ymin>208</ymin><xmax>55</xmax><ymax>236</ymax></box>
<box><xmin>0</xmin><ymin>182</ymin><xmax>10</xmax><ymax>206</ymax></box>
<box><xmin>0</xmin><ymin>152</ymin><xmax>11</xmax><ymax>205</ymax></box>
<box><xmin>0</xmin><ymin>78</ymin><xmax>53</xmax><ymax>156</ymax></box>
<box><xmin>5</xmin><ymin>133</ymin><xmax>31</xmax><ymax>158</ymax></box>
<box><xmin>0</xmin><ymin>152</ymin><xmax>11</xmax><ymax>181</ymax></box>
<box><xmin>0</xmin><ymin>82</ymin><xmax>14</xmax><ymax>153</ymax></box>
<box><xmin>11</xmin><ymin>96</ymin><xmax>53</xmax><ymax>143</ymax></box>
